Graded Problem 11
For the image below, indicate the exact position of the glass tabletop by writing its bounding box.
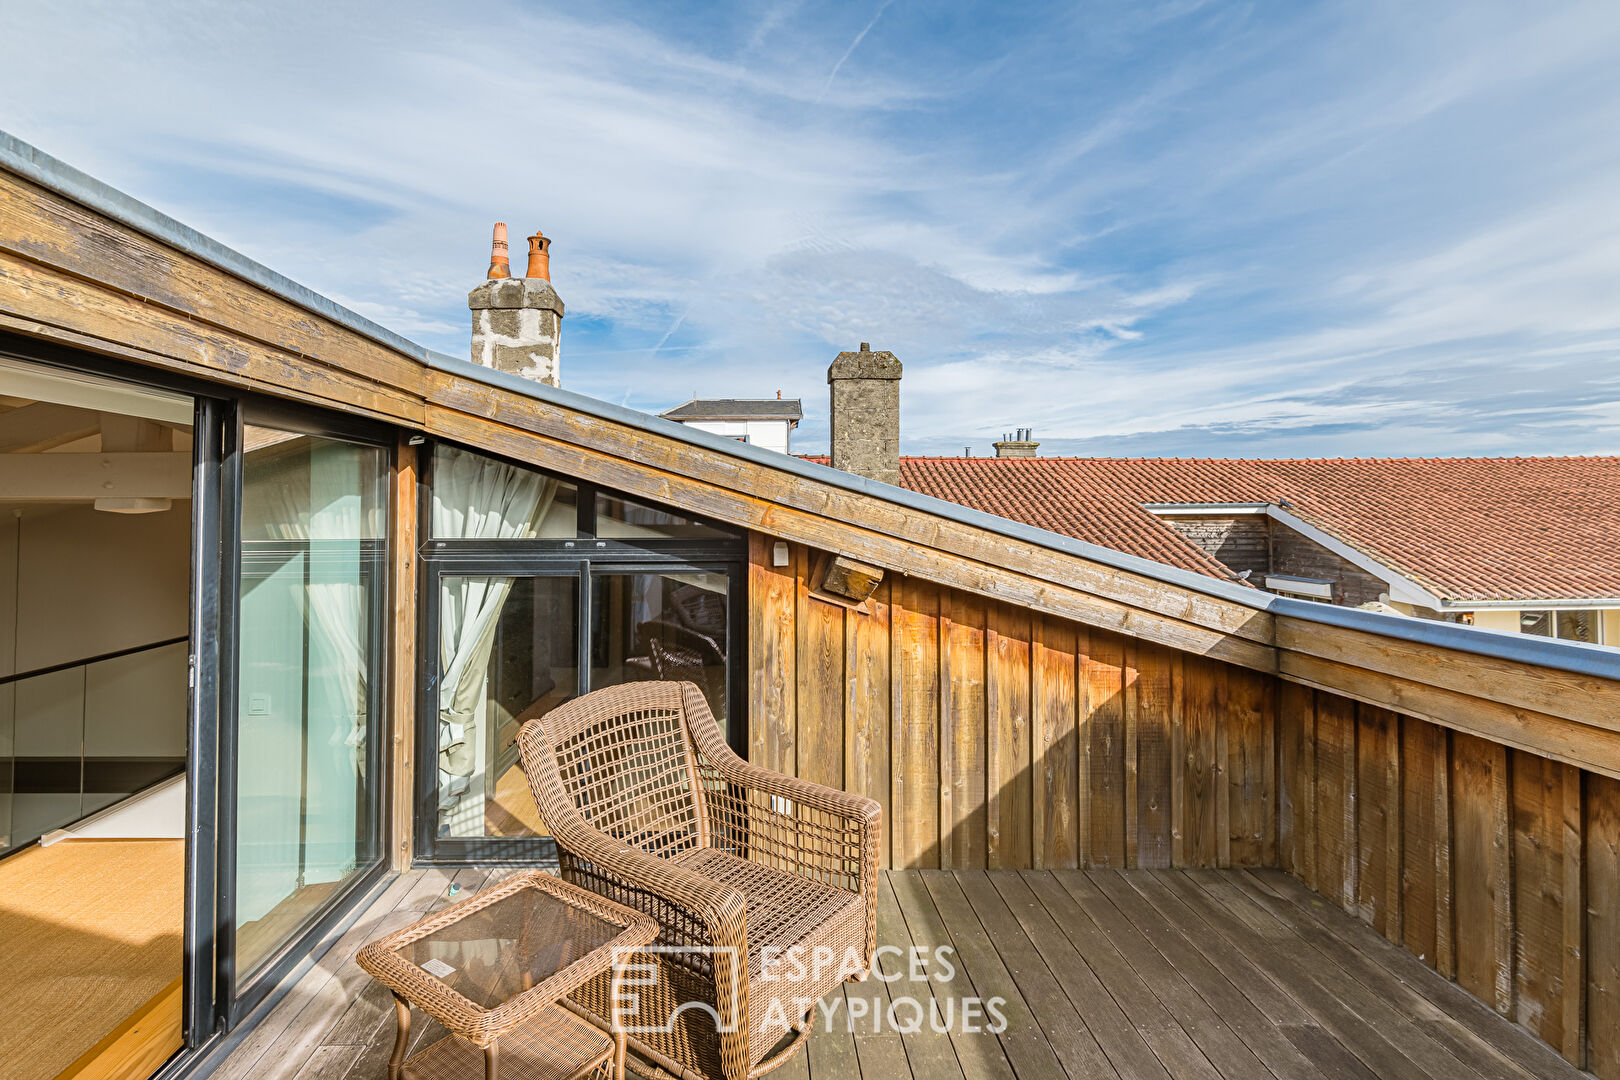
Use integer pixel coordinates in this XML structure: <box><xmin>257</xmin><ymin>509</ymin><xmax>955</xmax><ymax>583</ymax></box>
<box><xmin>398</xmin><ymin>883</ymin><xmax>624</xmax><ymax>1008</ymax></box>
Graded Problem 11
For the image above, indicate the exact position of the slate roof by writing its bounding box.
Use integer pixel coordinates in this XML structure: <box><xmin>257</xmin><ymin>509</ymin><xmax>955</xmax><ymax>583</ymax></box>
<box><xmin>661</xmin><ymin>398</ymin><xmax>803</xmax><ymax>423</ymax></box>
<box><xmin>880</xmin><ymin>456</ymin><xmax>1620</xmax><ymax>604</ymax></box>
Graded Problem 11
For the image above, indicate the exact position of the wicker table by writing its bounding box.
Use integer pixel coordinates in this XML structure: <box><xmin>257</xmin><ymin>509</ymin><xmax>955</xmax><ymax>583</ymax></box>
<box><xmin>357</xmin><ymin>870</ymin><xmax>659</xmax><ymax>1080</ymax></box>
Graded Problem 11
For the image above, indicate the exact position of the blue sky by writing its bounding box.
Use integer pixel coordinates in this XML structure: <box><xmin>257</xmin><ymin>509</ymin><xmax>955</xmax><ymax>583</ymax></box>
<box><xmin>4</xmin><ymin>1</ymin><xmax>1619</xmax><ymax>457</ymax></box>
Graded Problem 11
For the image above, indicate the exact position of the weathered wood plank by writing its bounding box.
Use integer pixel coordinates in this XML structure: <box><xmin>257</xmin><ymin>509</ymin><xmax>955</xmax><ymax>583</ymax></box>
<box><xmin>898</xmin><ymin>579</ymin><xmax>942</xmax><ymax>869</ymax></box>
<box><xmin>1313</xmin><ymin>692</ymin><xmax>1358</xmax><ymax>910</ymax></box>
<box><xmin>1031</xmin><ymin>616</ymin><xmax>1078</xmax><ymax>870</ymax></box>
<box><xmin>1134</xmin><ymin>643</ymin><xmax>1175</xmax><ymax>870</ymax></box>
<box><xmin>1402</xmin><ymin>716</ymin><xmax>1452</xmax><ymax>974</ymax></box>
<box><xmin>872</xmin><ymin>873</ymin><xmax>966</xmax><ymax>1080</ymax></box>
<box><xmin>1179</xmin><ymin>656</ymin><xmax>1222</xmax><ymax>868</ymax></box>
<box><xmin>1588</xmin><ymin>773</ymin><xmax>1620</xmax><ymax>1080</ymax></box>
<box><xmin>846</xmin><ymin>575</ymin><xmax>892</xmax><ymax>866</ymax></box>
<box><xmin>1226</xmin><ymin>667</ymin><xmax>1271</xmax><ymax>868</ymax></box>
<box><xmin>797</xmin><ymin>566</ymin><xmax>846</xmax><ymax>793</ymax></box>
<box><xmin>1021</xmin><ymin>870</ymin><xmax>1225</xmax><ymax>1080</ymax></box>
<box><xmin>1085</xmin><ymin>631</ymin><xmax>1128</xmax><ymax>868</ymax></box>
<box><xmin>1279</xmin><ymin>651</ymin><xmax>1620</xmax><ymax>783</ymax></box>
<box><xmin>887</xmin><ymin>871</ymin><xmax>1016</xmax><ymax>1080</ymax></box>
<box><xmin>1277</xmin><ymin>682</ymin><xmax>1315</xmax><ymax>885</ymax></box>
<box><xmin>953</xmin><ymin>871</ymin><xmax>1119</xmax><ymax>1078</ymax></box>
<box><xmin>986</xmin><ymin>604</ymin><xmax>1031</xmax><ymax>871</ymax></box>
<box><xmin>1355</xmin><ymin>704</ymin><xmax>1402</xmax><ymax>941</ymax></box>
<box><xmin>1453</xmin><ymin>732</ymin><xmax>1515</xmax><ymax>1015</ymax></box>
<box><xmin>947</xmin><ymin>594</ymin><xmax>988</xmax><ymax>871</ymax></box>
<box><xmin>1511</xmin><ymin>752</ymin><xmax>1582</xmax><ymax>1063</ymax></box>
<box><xmin>749</xmin><ymin>534</ymin><xmax>798</xmax><ymax>778</ymax></box>
<box><xmin>1277</xmin><ymin>616</ymin><xmax>1620</xmax><ymax>738</ymax></box>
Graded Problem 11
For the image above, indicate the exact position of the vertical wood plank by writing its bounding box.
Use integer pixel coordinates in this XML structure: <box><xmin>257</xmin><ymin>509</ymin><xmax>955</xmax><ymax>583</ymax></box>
<box><xmin>1170</xmin><ymin>651</ymin><xmax>1187</xmax><ymax>869</ymax></box>
<box><xmin>1561</xmin><ymin>763</ymin><xmax>1584</xmax><ymax>1067</ymax></box>
<box><xmin>1226</xmin><ymin>667</ymin><xmax>1270</xmax><ymax>867</ymax></box>
<box><xmin>845</xmin><ymin>576</ymin><xmax>891</xmax><ymax>866</ymax></box>
<box><xmin>1512</xmin><ymin>750</ymin><xmax>1583</xmax><ymax>1061</ymax></box>
<box><xmin>1276</xmin><ymin>681</ymin><xmax>1313</xmax><ymax>880</ymax></box>
<box><xmin>887</xmin><ymin>577</ymin><xmax>905</xmax><ymax>870</ymax></box>
<box><xmin>388</xmin><ymin>437</ymin><xmax>418</xmax><ymax>871</ymax></box>
<box><xmin>1436</xmin><ymin>726</ymin><xmax>1455</xmax><ymax>979</ymax></box>
<box><xmin>988</xmin><ymin>604</ymin><xmax>1031</xmax><ymax>870</ymax></box>
<box><xmin>1454</xmin><ymin>731</ymin><xmax>1514</xmax><ymax>1015</ymax></box>
<box><xmin>1355</xmin><ymin>704</ymin><xmax>1402</xmax><ymax>940</ymax></box>
<box><xmin>1588</xmin><ymin>773</ymin><xmax>1620</xmax><ymax>1080</ymax></box>
<box><xmin>985</xmin><ymin>618</ymin><xmax>1002</xmax><ymax>870</ymax></box>
<box><xmin>947</xmin><ymin>592</ymin><xmax>987</xmax><ymax>870</ymax></box>
<box><xmin>937</xmin><ymin>601</ymin><xmax>954</xmax><ymax>870</ymax></box>
<box><xmin>1124</xmin><ymin>644</ymin><xmax>1140</xmax><ymax>868</ymax></box>
<box><xmin>1401</xmin><ymin>715</ymin><xmax>1448</xmax><ymax>971</ymax></box>
<box><xmin>1180</xmin><ymin>655</ymin><xmax>1222</xmax><ymax>868</ymax></box>
<box><xmin>748</xmin><ymin>534</ymin><xmax>797</xmax><ymax>779</ymax></box>
<box><xmin>1084</xmin><ymin>630</ymin><xmax>1127</xmax><ymax>867</ymax></box>
<box><xmin>797</xmin><ymin>573</ymin><xmax>844</xmax><ymax>793</ymax></box>
<box><xmin>1133</xmin><ymin>643</ymin><xmax>1174</xmax><ymax>869</ymax></box>
<box><xmin>897</xmin><ymin>577</ymin><xmax>940</xmax><ymax>868</ymax></box>
<box><xmin>1314</xmin><ymin>691</ymin><xmax>1357</xmax><ymax>909</ymax></box>
<box><xmin>1032</xmin><ymin>616</ymin><xmax>1078</xmax><ymax>869</ymax></box>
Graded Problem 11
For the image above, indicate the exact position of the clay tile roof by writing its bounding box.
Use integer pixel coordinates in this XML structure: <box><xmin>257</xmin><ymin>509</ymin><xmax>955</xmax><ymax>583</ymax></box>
<box><xmin>661</xmin><ymin>398</ymin><xmax>802</xmax><ymax>422</ymax></box>
<box><xmin>874</xmin><ymin>456</ymin><xmax>1620</xmax><ymax>604</ymax></box>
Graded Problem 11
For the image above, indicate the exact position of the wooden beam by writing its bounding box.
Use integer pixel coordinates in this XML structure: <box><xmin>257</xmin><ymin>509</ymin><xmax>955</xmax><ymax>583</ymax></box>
<box><xmin>1278</xmin><ymin>616</ymin><xmax>1620</xmax><ymax>735</ymax></box>
<box><xmin>0</xmin><ymin>401</ymin><xmax>98</xmax><ymax>452</ymax></box>
<box><xmin>1280</xmin><ymin>651</ymin><xmax>1620</xmax><ymax>780</ymax></box>
<box><xmin>388</xmin><ymin>437</ymin><xmax>418</xmax><ymax>871</ymax></box>
<box><xmin>0</xmin><ymin>450</ymin><xmax>189</xmax><ymax>499</ymax></box>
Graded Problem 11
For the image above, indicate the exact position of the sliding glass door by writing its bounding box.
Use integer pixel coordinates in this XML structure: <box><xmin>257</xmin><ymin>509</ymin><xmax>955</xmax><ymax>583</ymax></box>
<box><xmin>229</xmin><ymin>418</ymin><xmax>389</xmax><ymax>1006</ymax></box>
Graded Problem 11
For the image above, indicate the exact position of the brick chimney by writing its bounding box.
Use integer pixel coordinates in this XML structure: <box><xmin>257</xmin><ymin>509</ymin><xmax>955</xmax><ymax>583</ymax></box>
<box><xmin>827</xmin><ymin>342</ymin><xmax>902</xmax><ymax>486</ymax></box>
<box><xmin>468</xmin><ymin>224</ymin><xmax>564</xmax><ymax>386</ymax></box>
<box><xmin>993</xmin><ymin>428</ymin><xmax>1039</xmax><ymax>459</ymax></box>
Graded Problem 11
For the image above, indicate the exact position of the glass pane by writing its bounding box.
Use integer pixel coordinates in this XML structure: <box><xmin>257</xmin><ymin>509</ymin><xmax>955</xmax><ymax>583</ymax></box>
<box><xmin>1555</xmin><ymin>610</ymin><xmax>1599</xmax><ymax>644</ymax></box>
<box><xmin>237</xmin><ymin>428</ymin><xmax>387</xmax><ymax>979</ymax></box>
<box><xmin>591</xmin><ymin>572</ymin><xmax>729</xmax><ymax>731</ymax></box>
<box><xmin>398</xmin><ymin>884</ymin><xmax>620</xmax><ymax>1006</ymax></box>
<box><xmin>1519</xmin><ymin>610</ymin><xmax>1553</xmax><ymax>637</ymax></box>
<box><xmin>595</xmin><ymin>493</ymin><xmax>734</xmax><ymax>540</ymax></box>
<box><xmin>430</xmin><ymin>444</ymin><xmax>577</xmax><ymax>539</ymax></box>
<box><xmin>438</xmin><ymin>575</ymin><xmax>579</xmax><ymax>839</ymax></box>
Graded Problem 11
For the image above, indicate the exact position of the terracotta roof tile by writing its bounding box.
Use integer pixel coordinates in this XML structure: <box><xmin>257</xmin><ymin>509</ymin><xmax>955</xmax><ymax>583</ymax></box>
<box><xmin>869</xmin><ymin>456</ymin><xmax>1620</xmax><ymax>604</ymax></box>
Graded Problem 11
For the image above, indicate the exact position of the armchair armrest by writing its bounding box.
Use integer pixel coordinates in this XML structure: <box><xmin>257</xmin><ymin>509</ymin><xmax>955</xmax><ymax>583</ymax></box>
<box><xmin>677</xmin><ymin>684</ymin><xmax>881</xmax><ymax>963</ymax></box>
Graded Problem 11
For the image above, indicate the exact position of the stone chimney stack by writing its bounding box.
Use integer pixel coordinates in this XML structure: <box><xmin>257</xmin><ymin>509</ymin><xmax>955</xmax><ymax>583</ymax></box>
<box><xmin>469</xmin><ymin>225</ymin><xmax>564</xmax><ymax>387</ymax></box>
<box><xmin>993</xmin><ymin>428</ymin><xmax>1039</xmax><ymax>459</ymax></box>
<box><xmin>827</xmin><ymin>342</ymin><xmax>902</xmax><ymax>486</ymax></box>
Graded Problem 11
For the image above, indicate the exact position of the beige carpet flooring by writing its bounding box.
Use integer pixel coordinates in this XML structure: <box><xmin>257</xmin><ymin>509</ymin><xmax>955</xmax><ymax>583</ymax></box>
<box><xmin>0</xmin><ymin>839</ymin><xmax>183</xmax><ymax>1080</ymax></box>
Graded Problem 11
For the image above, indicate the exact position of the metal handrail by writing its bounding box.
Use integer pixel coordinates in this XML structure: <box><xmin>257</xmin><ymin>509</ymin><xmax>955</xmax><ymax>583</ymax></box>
<box><xmin>0</xmin><ymin>634</ymin><xmax>187</xmax><ymax>687</ymax></box>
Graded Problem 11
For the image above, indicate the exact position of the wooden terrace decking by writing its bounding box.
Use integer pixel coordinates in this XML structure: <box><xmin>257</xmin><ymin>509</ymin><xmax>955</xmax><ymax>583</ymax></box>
<box><xmin>209</xmin><ymin>867</ymin><xmax>1589</xmax><ymax>1080</ymax></box>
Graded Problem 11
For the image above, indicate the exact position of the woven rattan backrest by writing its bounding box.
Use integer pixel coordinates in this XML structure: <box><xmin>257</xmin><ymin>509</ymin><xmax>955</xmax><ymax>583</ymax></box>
<box><xmin>522</xmin><ymin>682</ymin><xmax>708</xmax><ymax>859</ymax></box>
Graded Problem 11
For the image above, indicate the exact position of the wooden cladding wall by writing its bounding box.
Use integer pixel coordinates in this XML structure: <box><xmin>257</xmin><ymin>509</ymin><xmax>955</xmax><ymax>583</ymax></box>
<box><xmin>747</xmin><ymin>536</ymin><xmax>1278</xmax><ymax>873</ymax></box>
<box><xmin>1278</xmin><ymin>682</ymin><xmax>1620</xmax><ymax>1077</ymax></box>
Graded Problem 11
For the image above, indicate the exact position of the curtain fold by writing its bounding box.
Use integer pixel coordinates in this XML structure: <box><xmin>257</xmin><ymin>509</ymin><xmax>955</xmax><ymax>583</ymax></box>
<box><xmin>432</xmin><ymin>447</ymin><xmax>556</xmax><ymax>829</ymax></box>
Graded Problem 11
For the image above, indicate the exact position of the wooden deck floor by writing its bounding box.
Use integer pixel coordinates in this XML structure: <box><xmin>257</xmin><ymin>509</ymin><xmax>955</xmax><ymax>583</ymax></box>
<box><xmin>208</xmin><ymin>867</ymin><xmax>1589</xmax><ymax>1080</ymax></box>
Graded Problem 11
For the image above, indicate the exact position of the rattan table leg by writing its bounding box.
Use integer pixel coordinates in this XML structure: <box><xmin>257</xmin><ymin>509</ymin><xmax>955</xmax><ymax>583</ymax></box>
<box><xmin>389</xmin><ymin>995</ymin><xmax>411</xmax><ymax>1080</ymax></box>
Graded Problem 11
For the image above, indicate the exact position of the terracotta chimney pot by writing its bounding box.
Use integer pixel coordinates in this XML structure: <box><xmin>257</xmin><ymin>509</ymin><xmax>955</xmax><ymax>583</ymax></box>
<box><xmin>487</xmin><ymin>222</ymin><xmax>511</xmax><ymax>279</ymax></box>
<box><xmin>526</xmin><ymin>231</ymin><xmax>551</xmax><ymax>281</ymax></box>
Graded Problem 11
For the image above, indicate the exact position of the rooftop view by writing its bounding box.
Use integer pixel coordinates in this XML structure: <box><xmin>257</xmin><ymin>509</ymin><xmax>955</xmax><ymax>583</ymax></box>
<box><xmin>1</xmin><ymin>5</ymin><xmax>1618</xmax><ymax>1080</ymax></box>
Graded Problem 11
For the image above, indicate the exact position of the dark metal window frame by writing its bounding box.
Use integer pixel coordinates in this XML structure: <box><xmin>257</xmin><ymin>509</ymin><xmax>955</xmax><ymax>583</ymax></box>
<box><xmin>219</xmin><ymin>401</ymin><xmax>396</xmax><ymax>1026</ymax></box>
<box><xmin>414</xmin><ymin>438</ymin><xmax>748</xmax><ymax>865</ymax></box>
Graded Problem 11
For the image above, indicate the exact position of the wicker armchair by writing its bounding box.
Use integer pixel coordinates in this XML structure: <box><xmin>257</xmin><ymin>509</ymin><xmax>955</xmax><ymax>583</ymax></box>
<box><xmin>517</xmin><ymin>681</ymin><xmax>881</xmax><ymax>1080</ymax></box>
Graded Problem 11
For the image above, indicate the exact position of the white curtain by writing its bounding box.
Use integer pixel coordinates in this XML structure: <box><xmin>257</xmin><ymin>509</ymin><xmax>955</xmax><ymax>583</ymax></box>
<box><xmin>432</xmin><ymin>447</ymin><xmax>556</xmax><ymax>830</ymax></box>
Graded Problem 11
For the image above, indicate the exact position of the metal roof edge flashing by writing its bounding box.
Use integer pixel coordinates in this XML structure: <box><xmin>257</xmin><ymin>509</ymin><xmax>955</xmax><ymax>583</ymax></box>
<box><xmin>0</xmin><ymin>128</ymin><xmax>430</xmax><ymax>361</ymax></box>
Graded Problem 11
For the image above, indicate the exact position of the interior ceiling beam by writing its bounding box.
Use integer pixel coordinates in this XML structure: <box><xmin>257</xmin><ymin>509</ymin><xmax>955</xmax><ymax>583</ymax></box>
<box><xmin>0</xmin><ymin>401</ymin><xmax>99</xmax><ymax>453</ymax></box>
<box><xmin>0</xmin><ymin>451</ymin><xmax>190</xmax><ymax>500</ymax></box>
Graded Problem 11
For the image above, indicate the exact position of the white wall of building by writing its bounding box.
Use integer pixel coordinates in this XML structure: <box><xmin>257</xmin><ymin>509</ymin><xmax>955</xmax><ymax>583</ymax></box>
<box><xmin>678</xmin><ymin>418</ymin><xmax>793</xmax><ymax>454</ymax></box>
